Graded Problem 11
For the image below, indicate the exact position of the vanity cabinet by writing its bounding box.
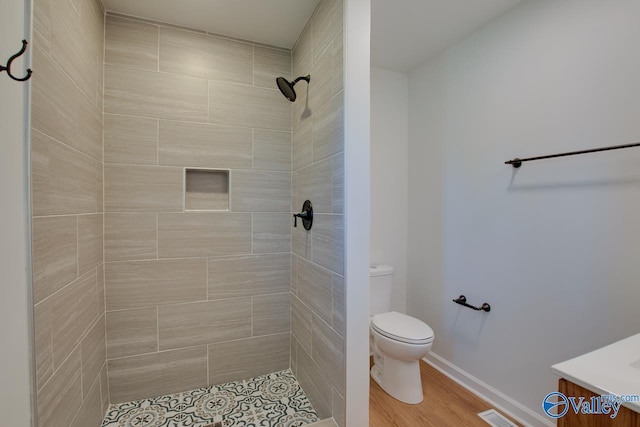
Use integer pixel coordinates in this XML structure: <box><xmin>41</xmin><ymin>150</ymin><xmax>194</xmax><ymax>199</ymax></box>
<box><xmin>557</xmin><ymin>379</ymin><xmax>640</xmax><ymax>427</ymax></box>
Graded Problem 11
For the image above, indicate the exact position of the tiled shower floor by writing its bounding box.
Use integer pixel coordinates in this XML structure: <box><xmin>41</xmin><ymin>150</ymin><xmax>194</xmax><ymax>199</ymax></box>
<box><xmin>101</xmin><ymin>370</ymin><xmax>319</xmax><ymax>427</ymax></box>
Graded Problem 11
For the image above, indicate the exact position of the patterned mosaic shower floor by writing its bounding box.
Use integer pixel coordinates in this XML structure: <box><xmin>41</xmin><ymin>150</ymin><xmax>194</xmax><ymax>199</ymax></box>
<box><xmin>101</xmin><ymin>369</ymin><xmax>319</xmax><ymax>427</ymax></box>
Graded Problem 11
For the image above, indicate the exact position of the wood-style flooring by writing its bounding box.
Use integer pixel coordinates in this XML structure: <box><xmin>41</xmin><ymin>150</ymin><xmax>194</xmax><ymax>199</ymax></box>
<box><xmin>370</xmin><ymin>360</ymin><xmax>522</xmax><ymax>427</ymax></box>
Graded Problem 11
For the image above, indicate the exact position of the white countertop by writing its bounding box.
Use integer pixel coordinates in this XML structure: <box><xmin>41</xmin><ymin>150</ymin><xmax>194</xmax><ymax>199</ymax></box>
<box><xmin>552</xmin><ymin>333</ymin><xmax>640</xmax><ymax>413</ymax></box>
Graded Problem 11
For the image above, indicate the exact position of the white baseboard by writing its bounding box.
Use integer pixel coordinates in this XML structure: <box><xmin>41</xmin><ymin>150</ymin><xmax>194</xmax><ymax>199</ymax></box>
<box><xmin>423</xmin><ymin>353</ymin><xmax>553</xmax><ymax>427</ymax></box>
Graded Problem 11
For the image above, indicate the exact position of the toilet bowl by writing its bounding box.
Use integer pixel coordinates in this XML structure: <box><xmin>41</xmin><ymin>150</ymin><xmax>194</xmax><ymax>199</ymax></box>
<box><xmin>369</xmin><ymin>265</ymin><xmax>435</xmax><ymax>404</ymax></box>
<box><xmin>370</xmin><ymin>311</ymin><xmax>434</xmax><ymax>404</ymax></box>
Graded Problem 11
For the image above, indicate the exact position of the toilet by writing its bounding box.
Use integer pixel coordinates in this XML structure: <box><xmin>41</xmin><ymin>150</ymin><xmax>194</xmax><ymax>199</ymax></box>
<box><xmin>370</xmin><ymin>265</ymin><xmax>434</xmax><ymax>404</ymax></box>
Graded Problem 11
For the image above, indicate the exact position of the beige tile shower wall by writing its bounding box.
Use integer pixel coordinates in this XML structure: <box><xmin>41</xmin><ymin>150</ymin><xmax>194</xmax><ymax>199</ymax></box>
<box><xmin>290</xmin><ymin>0</ymin><xmax>345</xmax><ymax>425</ymax></box>
<box><xmin>103</xmin><ymin>14</ymin><xmax>294</xmax><ymax>403</ymax></box>
<box><xmin>31</xmin><ymin>0</ymin><xmax>106</xmax><ymax>426</ymax></box>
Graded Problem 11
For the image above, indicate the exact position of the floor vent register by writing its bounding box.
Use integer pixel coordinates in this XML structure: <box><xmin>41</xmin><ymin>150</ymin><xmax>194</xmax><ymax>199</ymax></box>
<box><xmin>477</xmin><ymin>409</ymin><xmax>518</xmax><ymax>427</ymax></box>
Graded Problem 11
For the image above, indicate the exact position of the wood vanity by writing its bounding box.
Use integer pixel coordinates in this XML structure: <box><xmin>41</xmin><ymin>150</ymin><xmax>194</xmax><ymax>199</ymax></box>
<box><xmin>557</xmin><ymin>379</ymin><xmax>640</xmax><ymax>426</ymax></box>
<box><xmin>552</xmin><ymin>334</ymin><xmax>640</xmax><ymax>427</ymax></box>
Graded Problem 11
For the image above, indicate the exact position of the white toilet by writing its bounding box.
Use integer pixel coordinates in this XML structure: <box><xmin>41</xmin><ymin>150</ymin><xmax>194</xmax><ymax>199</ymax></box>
<box><xmin>370</xmin><ymin>265</ymin><xmax>434</xmax><ymax>404</ymax></box>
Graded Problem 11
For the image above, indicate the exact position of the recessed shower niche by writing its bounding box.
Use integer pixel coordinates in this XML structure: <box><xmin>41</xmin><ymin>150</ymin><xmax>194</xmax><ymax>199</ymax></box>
<box><xmin>184</xmin><ymin>168</ymin><xmax>229</xmax><ymax>211</ymax></box>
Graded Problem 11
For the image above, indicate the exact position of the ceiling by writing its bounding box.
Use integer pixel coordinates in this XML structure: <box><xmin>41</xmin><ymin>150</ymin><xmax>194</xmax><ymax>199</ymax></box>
<box><xmin>371</xmin><ymin>0</ymin><xmax>523</xmax><ymax>72</ymax></box>
<box><xmin>101</xmin><ymin>0</ymin><xmax>321</xmax><ymax>49</ymax></box>
<box><xmin>102</xmin><ymin>0</ymin><xmax>522</xmax><ymax>71</ymax></box>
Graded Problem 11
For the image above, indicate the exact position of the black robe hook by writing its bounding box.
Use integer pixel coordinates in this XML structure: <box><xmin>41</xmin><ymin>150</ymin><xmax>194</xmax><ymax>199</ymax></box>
<box><xmin>1</xmin><ymin>40</ymin><xmax>32</xmax><ymax>82</ymax></box>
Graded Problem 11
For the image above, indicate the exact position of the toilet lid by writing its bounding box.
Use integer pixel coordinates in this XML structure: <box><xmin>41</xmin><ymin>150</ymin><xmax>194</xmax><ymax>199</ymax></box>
<box><xmin>371</xmin><ymin>312</ymin><xmax>434</xmax><ymax>345</ymax></box>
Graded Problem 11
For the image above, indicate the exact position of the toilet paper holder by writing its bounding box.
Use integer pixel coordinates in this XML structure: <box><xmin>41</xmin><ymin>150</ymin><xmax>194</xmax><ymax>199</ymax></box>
<box><xmin>452</xmin><ymin>295</ymin><xmax>491</xmax><ymax>312</ymax></box>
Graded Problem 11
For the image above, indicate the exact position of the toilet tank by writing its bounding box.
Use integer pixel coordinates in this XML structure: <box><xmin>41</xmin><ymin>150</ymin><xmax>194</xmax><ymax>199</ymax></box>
<box><xmin>370</xmin><ymin>265</ymin><xmax>394</xmax><ymax>316</ymax></box>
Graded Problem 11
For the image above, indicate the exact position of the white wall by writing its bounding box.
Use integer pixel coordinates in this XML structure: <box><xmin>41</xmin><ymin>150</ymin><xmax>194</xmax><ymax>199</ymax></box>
<box><xmin>370</xmin><ymin>67</ymin><xmax>408</xmax><ymax>313</ymax></box>
<box><xmin>0</xmin><ymin>0</ymin><xmax>34</xmax><ymax>425</ymax></box>
<box><xmin>408</xmin><ymin>0</ymin><xmax>640</xmax><ymax>422</ymax></box>
<box><xmin>344</xmin><ymin>0</ymin><xmax>371</xmax><ymax>425</ymax></box>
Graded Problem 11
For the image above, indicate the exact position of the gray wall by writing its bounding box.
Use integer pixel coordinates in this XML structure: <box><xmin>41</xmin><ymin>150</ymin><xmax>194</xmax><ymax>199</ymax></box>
<box><xmin>30</xmin><ymin>0</ymin><xmax>107</xmax><ymax>425</ymax></box>
<box><xmin>102</xmin><ymin>14</ymin><xmax>294</xmax><ymax>403</ymax></box>
<box><xmin>290</xmin><ymin>0</ymin><xmax>346</xmax><ymax>424</ymax></box>
<box><xmin>407</xmin><ymin>0</ymin><xmax>640</xmax><ymax>422</ymax></box>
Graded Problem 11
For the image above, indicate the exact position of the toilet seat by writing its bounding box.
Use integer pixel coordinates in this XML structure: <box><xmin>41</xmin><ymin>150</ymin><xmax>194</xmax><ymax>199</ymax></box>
<box><xmin>371</xmin><ymin>311</ymin><xmax>434</xmax><ymax>345</ymax></box>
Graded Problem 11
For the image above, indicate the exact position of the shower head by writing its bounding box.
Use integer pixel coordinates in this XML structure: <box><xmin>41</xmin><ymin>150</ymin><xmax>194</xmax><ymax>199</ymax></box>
<box><xmin>276</xmin><ymin>75</ymin><xmax>310</xmax><ymax>102</ymax></box>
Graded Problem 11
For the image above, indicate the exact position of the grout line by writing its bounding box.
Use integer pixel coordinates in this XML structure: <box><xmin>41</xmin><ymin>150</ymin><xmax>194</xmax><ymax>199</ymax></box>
<box><xmin>182</xmin><ymin>167</ymin><xmax>186</xmax><ymax>216</ymax></box>
<box><xmin>105</xmin><ymin>361</ymin><xmax>111</xmax><ymax>410</ymax></box>
<box><xmin>156</xmin><ymin>306</ymin><xmax>160</xmax><ymax>352</ymax></box>
<box><xmin>102</xmin><ymin>253</ymin><xmax>293</xmax><ymax>266</ymax></box>
<box><xmin>80</xmin><ymin>361</ymin><xmax>85</xmax><ymax>402</ymax></box>
<box><xmin>105</xmin><ymin>62</ymin><xmax>284</xmax><ymax>92</ymax></box>
<box><xmin>102</xmin><ymin>8</ymin><xmax>106</xmax><ymax>113</ymax></box>
<box><xmin>100</xmin><ymin>291</ymin><xmax>295</xmax><ymax>320</ymax></box>
<box><xmin>39</xmin><ymin>309</ymin><xmax>101</xmax><ymax>393</ymax></box>
<box><xmin>253</xmin><ymin>291</ymin><xmax>291</xmax><ymax>298</ymax></box>
<box><xmin>293</xmin><ymin>151</ymin><xmax>344</xmax><ymax>174</ymax></box>
<box><xmin>98</xmin><ymin>363</ymin><xmax>106</xmax><ymax>416</ymax></box>
<box><xmin>309</xmin><ymin>222</ymin><xmax>314</xmax><ymax>261</ymax></box>
<box><xmin>310</xmin><ymin>95</ymin><xmax>315</xmax><ymax>164</ymax></box>
<box><xmin>251</xmin><ymin>296</ymin><xmax>254</xmax><ymax>337</ymax></box>
<box><xmin>101</xmin><ymin>111</ymin><xmax>292</xmax><ymax>133</ymax></box>
<box><xmin>102</xmin><ymin>161</ymin><xmax>294</xmax><ymax>174</ymax></box>
<box><xmin>156</xmin><ymin>119</ymin><xmax>159</xmax><ymax>165</ymax></box>
<box><xmin>101</xmin><ymin>210</ymin><xmax>293</xmax><ymax>215</ymax></box>
<box><xmin>102</xmin><ymin>5</ymin><xmax>107</xmax><ymax>343</ymax></box>
<box><xmin>102</xmin><ymin>162</ymin><xmax>182</xmax><ymax>170</ymax></box>
<box><xmin>69</xmin><ymin>0</ymin><xmax>80</xmax><ymax>15</ymax></box>
<box><xmin>39</xmin><ymin>46</ymin><xmax>99</xmax><ymax>113</ymax></box>
<box><xmin>331</xmin><ymin>386</ymin><xmax>335</xmax><ymax>421</ymax></box>
<box><xmin>45</xmin><ymin>305</ymin><xmax>54</xmax><ymax>391</ymax></box>
<box><xmin>104</xmin><ymin>294</ymin><xmax>273</xmax><ymax>316</ymax></box>
<box><xmin>33</xmin><ymin>123</ymin><xmax>103</xmax><ymax>163</ymax></box>
<box><xmin>76</xmin><ymin>215</ymin><xmax>80</xmax><ymax>279</ymax></box>
<box><xmin>68</xmin><ymin>392</ymin><xmax>84</xmax><ymax>427</ymax></box>
<box><xmin>155</xmin><ymin>212</ymin><xmax>159</xmax><ymax>260</ymax></box>
<box><xmin>98</xmin><ymin>264</ymin><xmax>105</xmax><ymax>314</ymax></box>
<box><xmin>331</xmin><ymin>274</ymin><xmax>335</xmax><ymax>330</ymax></box>
<box><xmin>33</xmin><ymin>212</ymin><xmax>100</xmax><ymax>219</ymax></box>
<box><xmin>42</xmin><ymin>276</ymin><xmax>104</xmax><ymax>381</ymax></box>
<box><xmin>105</xmin><ymin>331</ymin><xmax>289</xmax><ymax>362</ymax></box>
<box><xmin>156</xmin><ymin>26</ymin><xmax>160</xmax><ymax>72</ymax></box>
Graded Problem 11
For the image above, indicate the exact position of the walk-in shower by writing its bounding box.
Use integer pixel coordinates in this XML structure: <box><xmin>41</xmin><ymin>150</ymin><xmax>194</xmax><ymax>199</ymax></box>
<box><xmin>28</xmin><ymin>0</ymin><xmax>345</xmax><ymax>425</ymax></box>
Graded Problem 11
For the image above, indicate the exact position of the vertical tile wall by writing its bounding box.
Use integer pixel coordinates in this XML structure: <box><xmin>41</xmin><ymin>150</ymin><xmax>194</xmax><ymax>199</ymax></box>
<box><xmin>290</xmin><ymin>0</ymin><xmax>346</xmax><ymax>425</ymax></box>
<box><xmin>102</xmin><ymin>14</ymin><xmax>294</xmax><ymax>403</ymax></box>
<box><xmin>31</xmin><ymin>0</ymin><xmax>107</xmax><ymax>425</ymax></box>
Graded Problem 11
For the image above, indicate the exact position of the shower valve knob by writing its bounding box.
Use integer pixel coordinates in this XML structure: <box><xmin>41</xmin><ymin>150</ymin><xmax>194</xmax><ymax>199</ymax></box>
<box><xmin>293</xmin><ymin>200</ymin><xmax>313</xmax><ymax>230</ymax></box>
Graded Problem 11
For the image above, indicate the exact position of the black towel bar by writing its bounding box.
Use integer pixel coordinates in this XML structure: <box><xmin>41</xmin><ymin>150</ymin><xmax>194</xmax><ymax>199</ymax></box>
<box><xmin>452</xmin><ymin>295</ymin><xmax>491</xmax><ymax>312</ymax></box>
<box><xmin>505</xmin><ymin>142</ymin><xmax>640</xmax><ymax>168</ymax></box>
